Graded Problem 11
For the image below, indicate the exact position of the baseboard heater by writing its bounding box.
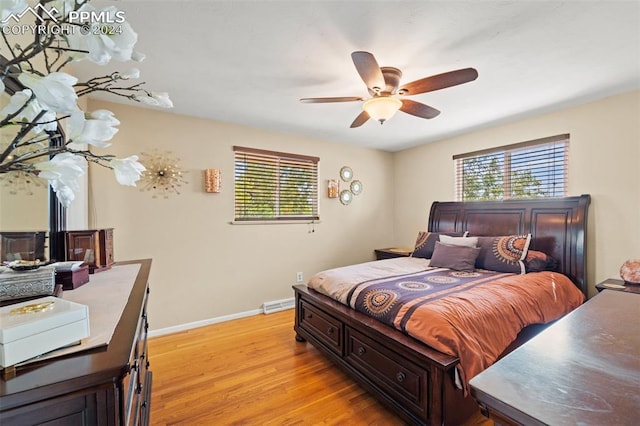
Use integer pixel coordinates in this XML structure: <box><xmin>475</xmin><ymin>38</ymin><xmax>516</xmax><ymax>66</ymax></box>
<box><xmin>262</xmin><ymin>297</ymin><xmax>295</xmax><ymax>314</ymax></box>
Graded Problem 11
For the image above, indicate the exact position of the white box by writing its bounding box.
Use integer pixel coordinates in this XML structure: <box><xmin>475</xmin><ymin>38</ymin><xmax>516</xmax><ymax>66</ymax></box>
<box><xmin>0</xmin><ymin>296</ymin><xmax>89</xmax><ymax>368</ymax></box>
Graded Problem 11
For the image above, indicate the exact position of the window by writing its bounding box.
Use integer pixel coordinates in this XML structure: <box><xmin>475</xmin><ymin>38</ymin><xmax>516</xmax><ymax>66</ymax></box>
<box><xmin>233</xmin><ymin>146</ymin><xmax>319</xmax><ymax>221</ymax></box>
<box><xmin>454</xmin><ymin>134</ymin><xmax>569</xmax><ymax>201</ymax></box>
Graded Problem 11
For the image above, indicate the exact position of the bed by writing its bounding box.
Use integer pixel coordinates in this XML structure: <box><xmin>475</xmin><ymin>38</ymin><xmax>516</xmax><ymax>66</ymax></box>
<box><xmin>293</xmin><ymin>195</ymin><xmax>590</xmax><ymax>426</ymax></box>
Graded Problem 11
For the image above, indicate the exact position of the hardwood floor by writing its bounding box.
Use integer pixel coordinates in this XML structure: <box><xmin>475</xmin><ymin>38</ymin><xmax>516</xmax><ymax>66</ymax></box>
<box><xmin>148</xmin><ymin>309</ymin><xmax>492</xmax><ymax>425</ymax></box>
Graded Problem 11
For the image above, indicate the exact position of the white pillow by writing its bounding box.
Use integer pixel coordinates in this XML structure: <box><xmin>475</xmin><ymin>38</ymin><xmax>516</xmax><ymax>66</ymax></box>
<box><xmin>439</xmin><ymin>235</ymin><xmax>478</xmax><ymax>248</ymax></box>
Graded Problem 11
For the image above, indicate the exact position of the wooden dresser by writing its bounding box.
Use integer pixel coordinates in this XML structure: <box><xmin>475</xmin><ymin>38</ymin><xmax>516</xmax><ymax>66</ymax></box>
<box><xmin>0</xmin><ymin>259</ymin><xmax>152</xmax><ymax>425</ymax></box>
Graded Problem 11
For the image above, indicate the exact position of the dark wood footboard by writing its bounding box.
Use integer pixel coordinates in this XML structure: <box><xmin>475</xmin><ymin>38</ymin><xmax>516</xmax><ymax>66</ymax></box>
<box><xmin>293</xmin><ymin>284</ymin><xmax>478</xmax><ymax>426</ymax></box>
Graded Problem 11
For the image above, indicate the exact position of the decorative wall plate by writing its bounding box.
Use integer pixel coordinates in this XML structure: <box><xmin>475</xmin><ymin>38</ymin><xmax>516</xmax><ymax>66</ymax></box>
<box><xmin>350</xmin><ymin>180</ymin><xmax>363</xmax><ymax>195</ymax></box>
<box><xmin>339</xmin><ymin>190</ymin><xmax>353</xmax><ymax>205</ymax></box>
<box><xmin>340</xmin><ymin>166</ymin><xmax>353</xmax><ymax>182</ymax></box>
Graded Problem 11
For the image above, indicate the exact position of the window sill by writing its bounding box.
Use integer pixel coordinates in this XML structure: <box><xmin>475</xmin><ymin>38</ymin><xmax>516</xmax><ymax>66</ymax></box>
<box><xmin>229</xmin><ymin>220</ymin><xmax>321</xmax><ymax>225</ymax></box>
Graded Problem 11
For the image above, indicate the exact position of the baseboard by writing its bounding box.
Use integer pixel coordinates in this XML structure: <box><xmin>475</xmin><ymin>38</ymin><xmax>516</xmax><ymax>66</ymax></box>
<box><xmin>148</xmin><ymin>308</ymin><xmax>263</xmax><ymax>338</ymax></box>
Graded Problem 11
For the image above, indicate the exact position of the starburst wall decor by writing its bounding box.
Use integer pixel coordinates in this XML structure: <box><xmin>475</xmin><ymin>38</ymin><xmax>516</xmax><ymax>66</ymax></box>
<box><xmin>138</xmin><ymin>150</ymin><xmax>188</xmax><ymax>199</ymax></box>
<box><xmin>0</xmin><ymin>169</ymin><xmax>44</xmax><ymax>195</ymax></box>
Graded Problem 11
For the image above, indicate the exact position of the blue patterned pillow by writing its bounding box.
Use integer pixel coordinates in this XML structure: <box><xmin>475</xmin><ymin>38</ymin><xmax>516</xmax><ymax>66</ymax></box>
<box><xmin>474</xmin><ymin>234</ymin><xmax>531</xmax><ymax>274</ymax></box>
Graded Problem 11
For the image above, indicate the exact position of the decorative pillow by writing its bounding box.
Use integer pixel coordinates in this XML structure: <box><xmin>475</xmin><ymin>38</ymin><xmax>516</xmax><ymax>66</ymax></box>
<box><xmin>411</xmin><ymin>231</ymin><xmax>465</xmax><ymax>259</ymax></box>
<box><xmin>429</xmin><ymin>242</ymin><xmax>480</xmax><ymax>272</ymax></box>
<box><xmin>439</xmin><ymin>235</ymin><xmax>478</xmax><ymax>248</ymax></box>
<box><xmin>524</xmin><ymin>250</ymin><xmax>559</xmax><ymax>273</ymax></box>
<box><xmin>474</xmin><ymin>234</ymin><xmax>531</xmax><ymax>274</ymax></box>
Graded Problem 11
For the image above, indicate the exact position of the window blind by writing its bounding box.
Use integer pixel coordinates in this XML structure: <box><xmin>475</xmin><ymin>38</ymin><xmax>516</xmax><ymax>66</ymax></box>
<box><xmin>454</xmin><ymin>134</ymin><xmax>569</xmax><ymax>201</ymax></box>
<box><xmin>233</xmin><ymin>146</ymin><xmax>319</xmax><ymax>221</ymax></box>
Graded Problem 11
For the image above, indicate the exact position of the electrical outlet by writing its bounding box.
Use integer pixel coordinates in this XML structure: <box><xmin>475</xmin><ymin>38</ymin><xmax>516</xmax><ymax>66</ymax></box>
<box><xmin>296</xmin><ymin>272</ymin><xmax>304</xmax><ymax>283</ymax></box>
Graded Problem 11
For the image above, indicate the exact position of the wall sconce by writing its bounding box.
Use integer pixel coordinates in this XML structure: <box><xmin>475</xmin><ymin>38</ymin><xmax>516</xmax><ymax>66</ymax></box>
<box><xmin>204</xmin><ymin>168</ymin><xmax>221</xmax><ymax>193</ymax></box>
<box><xmin>327</xmin><ymin>179</ymin><xmax>339</xmax><ymax>198</ymax></box>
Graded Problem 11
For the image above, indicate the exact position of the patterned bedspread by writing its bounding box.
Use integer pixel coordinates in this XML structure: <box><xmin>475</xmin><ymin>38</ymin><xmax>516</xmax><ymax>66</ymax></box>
<box><xmin>307</xmin><ymin>257</ymin><xmax>585</xmax><ymax>390</ymax></box>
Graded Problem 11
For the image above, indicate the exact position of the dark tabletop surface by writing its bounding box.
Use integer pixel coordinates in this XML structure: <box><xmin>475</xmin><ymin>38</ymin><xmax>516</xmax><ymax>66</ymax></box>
<box><xmin>470</xmin><ymin>290</ymin><xmax>640</xmax><ymax>426</ymax></box>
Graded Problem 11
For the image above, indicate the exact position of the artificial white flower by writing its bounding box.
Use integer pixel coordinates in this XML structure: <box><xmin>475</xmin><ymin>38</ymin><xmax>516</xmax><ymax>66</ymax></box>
<box><xmin>49</xmin><ymin>0</ymin><xmax>85</xmax><ymax>18</ymax></box>
<box><xmin>0</xmin><ymin>89</ymin><xmax>58</xmax><ymax>132</ymax></box>
<box><xmin>152</xmin><ymin>92</ymin><xmax>173</xmax><ymax>108</ymax></box>
<box><xmin>35</xmin><ymin>152</ymin><xmax>87</xmax><ymax>207</ymax></box>
<box><xmin>0</xmin><ymin>0</ymin><xmax>28</xmax><ymax>26</ymax></box>
<box><xmin>67</xmin><ymin>109</ymin><xmax>120</xmax><ymax>148</ymax></box>
<box><xmin>135</xmin><ymin>92</ymin><xmax>173</xmax><ymax>108</ymax></box>
<box><xmin>131</xmin><ymin>51</ymin><xmax>146</xmax><ymax>62</ymax></box>
<box><xmin>118</xmin><ymin>68</ymin><xmax>140</xmax><ymax>80</ymax></box>
<box><xmin>49</xmin><ymin>180</ymin><xmax>76</xmax><ymax>208</ymax></box>
<box><xmin>67</xmin><ymin>4</ymin><xmax>138</xmax><ymax>65</ymax></box>
<box><xmin>18</xmin><ymin>72</ymin><xmax>79</xmax><ymax>114</ymax></box>
<box><xmin>111</xmin><ymin>155</ymin><xmax>145</xmax><ymax>186</ymax></box>
<box><xmin>48</xmin><ymin>0</ymin><xmax>84</xmax><ymax>18</ymax></box>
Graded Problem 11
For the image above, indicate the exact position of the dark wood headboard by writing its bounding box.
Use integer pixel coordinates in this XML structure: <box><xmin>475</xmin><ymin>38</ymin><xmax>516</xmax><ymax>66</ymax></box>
<box><xmin>428</xmin><ymin>195</ymin><xmax>591</xmax><ymax>295</ymax></box>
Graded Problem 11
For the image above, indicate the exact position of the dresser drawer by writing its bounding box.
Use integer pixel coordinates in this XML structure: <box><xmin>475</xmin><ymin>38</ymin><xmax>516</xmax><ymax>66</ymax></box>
<box><xmin>123</xmin><ymin>284</ymin><xmax>151</xmax><ymax>426</ymax></box>
<box><xmin>345</xmin><ymin>327</ymin><xmax>430</xmax><ymax>419</ymax></box>
<box><xmin>298</xmin><ymin>300</ymin><xmax>343</xmax><ymax>355</ymax></box>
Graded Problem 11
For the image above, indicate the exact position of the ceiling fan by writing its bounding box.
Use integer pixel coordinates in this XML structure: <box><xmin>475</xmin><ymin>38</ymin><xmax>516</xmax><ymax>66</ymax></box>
<box><xmin>300</xmin><ymin>51</ymin><xmax>478</xmax><ymax>127</ymax></box>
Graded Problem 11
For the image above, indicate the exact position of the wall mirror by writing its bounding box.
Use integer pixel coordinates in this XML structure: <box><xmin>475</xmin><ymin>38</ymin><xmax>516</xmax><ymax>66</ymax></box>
<box><xmin>0</xmin><ymin>55</ymin><xmax>66</xmax><ymax>261</ymax></box>
<box><xmin>339</xmin><ymin>189</ymin><xmax>353</xmax><ymax>205</ymax></box>
<box><xmin>350</xmin><ymin>180</ymin><xmax>363</xmax><ymax>195</ymax></box>
<box><xmin>339</xmin><ymin>166</ymin><xmax>353</xmax><ymax>182</ymax></box>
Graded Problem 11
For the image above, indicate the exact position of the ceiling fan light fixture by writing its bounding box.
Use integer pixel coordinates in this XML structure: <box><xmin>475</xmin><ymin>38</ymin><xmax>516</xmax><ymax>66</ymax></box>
<box><xmin>363</xmin><ymin>97</ymin><xmax>402</xmax><ymax>124</ymax></box>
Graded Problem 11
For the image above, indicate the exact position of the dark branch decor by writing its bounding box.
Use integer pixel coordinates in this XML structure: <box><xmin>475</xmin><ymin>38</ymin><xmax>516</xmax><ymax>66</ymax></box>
<box><xmin>0</xmin><ymin>0</ymin><xmax>173</xmax><ymax>207</ymax></box>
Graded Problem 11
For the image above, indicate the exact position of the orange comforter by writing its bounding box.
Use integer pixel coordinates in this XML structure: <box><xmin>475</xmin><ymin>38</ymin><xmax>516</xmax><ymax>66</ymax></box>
<box><xmin>307</xmin><ymin>258</ymin><xmax>585</xmax><ymax>391</ymax></box>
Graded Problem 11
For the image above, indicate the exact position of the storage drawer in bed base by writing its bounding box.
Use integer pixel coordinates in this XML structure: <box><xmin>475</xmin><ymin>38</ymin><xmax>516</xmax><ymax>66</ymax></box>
<box><xmin>345</xmin><ymin>327</ymin><xmax>430</xmax><ymax>420</ymax></box>
<box><xmin>297</xmin><ymin>299</ymin><xmax>344</xmax><ymax>356</ymax></box>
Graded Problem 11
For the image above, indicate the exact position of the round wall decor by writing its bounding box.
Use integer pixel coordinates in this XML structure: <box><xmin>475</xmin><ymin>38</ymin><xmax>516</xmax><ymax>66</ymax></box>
<box><xmin>340</xmin><ymin>166</ymin><xmax>353</xmax><ymax>182</ymax></box>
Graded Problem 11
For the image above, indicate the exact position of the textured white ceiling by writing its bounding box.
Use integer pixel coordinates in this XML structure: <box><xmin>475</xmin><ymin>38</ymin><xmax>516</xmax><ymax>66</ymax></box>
<box><xmin>75</xmin><ymin>0</ymin><xmax>640</xmax><ymax>152</ymax></box>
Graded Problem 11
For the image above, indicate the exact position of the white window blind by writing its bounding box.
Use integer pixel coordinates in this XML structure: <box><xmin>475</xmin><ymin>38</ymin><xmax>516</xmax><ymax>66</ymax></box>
<box><xmin>454</xmin><ymin>134</ymin><xmax>569</xmax><ymax>201</ymax></box>
<box><xmin>233</xmin><ymin>146</ymin><xmax>319</xmax><ymax>221</ymax></box>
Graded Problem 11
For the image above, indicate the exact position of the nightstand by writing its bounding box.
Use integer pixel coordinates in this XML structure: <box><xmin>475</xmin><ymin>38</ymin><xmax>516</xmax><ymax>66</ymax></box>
<box><xmin>374</xmin><ymin>247</ymin><xmax>413</xmax><ymax>260</ymax></box>
<box><xmin>595</xmin><ymin>278</ymin><xmax>640</xmax><ymax>294</ymax></box>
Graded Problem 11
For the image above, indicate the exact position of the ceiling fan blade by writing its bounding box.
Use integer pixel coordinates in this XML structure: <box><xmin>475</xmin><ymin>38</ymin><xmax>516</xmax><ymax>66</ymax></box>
<box><xmin>400</xmin><ymin>99</ymin><xmax>441</xmax><ymax>119</ymax></box>
<box><xmin>399</xmin><ymin>68</ymin><xmax>478</xmax><ymax>95</ymax></box>
<box><xmin>351</xmin><ymin>51</ymin><xmax>385</xmax><ymax>91</ymax></box>
<box><xmin>300</xmin><ymin>96</ymin><xmax>363</xmax><ymax>103</ymax></box>
<box><xmin>350</xmin><ymin>110</ymin><xmax>370</xmax><ymax>128</ymax></box>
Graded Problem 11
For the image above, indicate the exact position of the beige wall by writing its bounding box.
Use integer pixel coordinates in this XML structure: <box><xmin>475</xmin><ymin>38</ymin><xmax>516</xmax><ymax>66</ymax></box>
<box><xmin>0</xmin><ymin>185</ymin><xmax>48</xmax><ymax>232</ymax></box>
<box><xmin>394</xmin><ymin>90</ymin><xmax>640</xmax><ymax>297</ymax></box>
<box><xmin>87</xmin><ymin>100</ymin><xmax>395</xmax><ymax>330</ymax></box>
<box><xmin>85</xmin><ymin>90</ymin><xmax>638</xmax><ymax>330</ymax></box>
